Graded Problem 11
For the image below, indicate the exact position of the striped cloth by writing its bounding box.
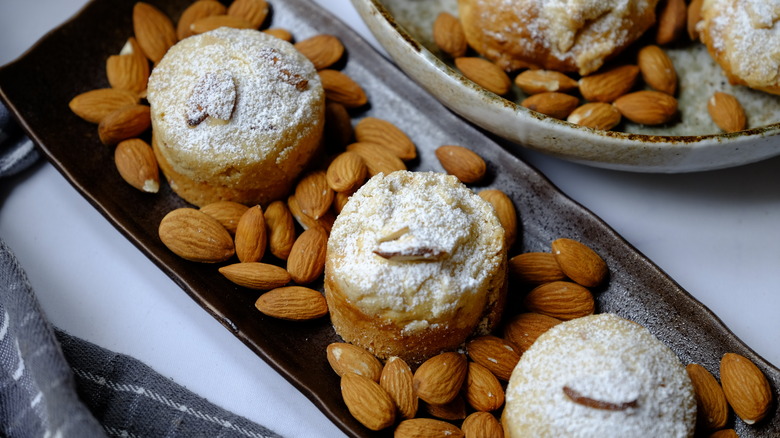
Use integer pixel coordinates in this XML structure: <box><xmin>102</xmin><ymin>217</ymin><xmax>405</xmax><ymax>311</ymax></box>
<box><xmin>0</xmin><ymin>103</ymin><xmax>282</xmax><ymax>438</ymax></box>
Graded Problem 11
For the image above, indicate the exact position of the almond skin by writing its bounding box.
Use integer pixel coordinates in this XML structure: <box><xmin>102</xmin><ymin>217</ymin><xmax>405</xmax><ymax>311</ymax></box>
<box><xmin>227</xmin><ymin>0</ymin><xmax>269</xmax><ymax>28</ymax></box>
<box><xmin>380</xmin><ymin>356</ymin><xmax>418</xmax><ymax>419</ymax></box>
<box><xmin>478</xmin><ymin>190</ymin><xmax>517</xmax><ymax>248</ymax></box>
<box><xmin>656</xmin><ymin>0</ymin><xmax>687</xmax><ymax>45</ymax></box>
<box><xmin>435</xmin><ymin>145</ymin><xmax>486</xmax><ymax>184</ymax></box>
<box><xmin>514</xmin><ymin>69</ymin><xmax>579</xmax><ymax>95</ymax></box>
<box><xmin>264</xmin><ymin>200</ymin><xmax>296</xmax><ymax>260</ymax></box>
<box><xmin>413</xmin><ymin>352</ymin><xmax>468</xmax><ymax>405</ymax></box>
<box><xmin>263</xmin><ymin>28</ymin><xmax>293</xmax><ymax>42</ymax></box>
<box><xmin>461</xmin><ymin>411</ymin><xmax>504</xmax><ymax>438</ymax></box>
<box><xmin>133</xmin><ymin>2</ymin><xmax>177</xmax><ymax>64</ymax></box>
<box><xmin>523</xmin><ymin>281</ymin><xmax>595</xmax><ymax>320</ymax></box>
<box><xmin>354</xmin><ymin>117</ymin><xmax>417</xmax><ymax>161</ymax></box>
<box><xmin>521</xmin><ymin>92</ymin><xmax>580</xmax><ymax>120</ymax></box>
<box><xmin>433</xmin><ymin>12</ymin><xmax>468</xmax><ymax>58</ymax></box>
<box><xmin>341</xmin><ymin>373</ymin><xmax>396</xmax><ymax>431</ymax></box>
<box><xmin>324</xmin><ymin>101</ymin><xmax>354</xmax><ymax>148</ymax></box>
<box><xmin>638</xmin><ymin>45</ymin><xmax>677</xmax><ymax>95</ymax></box>
<box><xmin>286</xmin><ymin>226</ymin><xmax>328</xmax><ymax>284</ymax></box>
<box><xmin>190</xmin><ymin>15</ymin><xmax>254</xmax><ymax>34</ymax></box>
<box><xmin>395</xmin><ymin>418</ymin><xmax>464</xmax><ymax>438</ymax></box>
<box><xmin>708</xmin><ymin>92</ymin><xmax>746</xmax><ymax>133</ymax></box>
<box><xmin>503</xmin><ymin>312</ymin><xmax>562</xmax><ymax>353</ymax></box>
<box><xmin>254</xmin><ymin>286</ymin><xmax>328</xmax><ymax>320</ymax></box>
<box><xmin>720</xmin><ymin>352</ymin><xmax>773</xmax><ymax>425</ymax></box>
<box><xmin>686</xmin><ymin>363</ymin><xmax>729</xmax><ymax>431</ymax></box>
<box><xmin>346</xmin><ymin>142</ymin><xmax>407</xmax><ymax>176</ymax></box>
<box><xmin>294</xmin><ymin>34</ymin><xmax>345</xmax><ymax>70</ymax></box>
<box><xmin>708</xmin><ymin>429</ymin><xmax>738</xmax><ymax>438</ymax></box>
<box><xmin>177</xmin><ymin>0</ymin><xmax>226</xmax><ymax>40</ymax></box>
<box><xmin>579</xmin><ymin>65</ymin><xmax>640</xmax><ymax>103</ymax></box>
<box><xmin>219</xmin><ymin>262</ymin><xmax>290</xmax><ymax>290</ymax></box>
<box><xmin>424</xmin><ymin>396</ymin><xmax>467</xmax><ymax>421</ymax></box>
<box><xmin>327</xmin><ymin>342</ymin><xmax>384</xmax><ymax>382</ymax></box>
<box><xmin>69</xmin><ymin>88</ymin><xmax>140</xmax><ymax>124</ymax></box>
<box><xmin>318</xmin><ymin>69</ymin><xmax>367</xmax><ymax>108</ymax></box>
<box><xmin>295</xmin><ymin>170</ymin><xmax>334</xmax><ymax>221</ymax></box>
<box><xmin>326</xmin><ymin>151</ymin><xmax>367</xmax><ymax>193</ymax></box>
<box><xmin>98</xmin><ymin>104</ymin><xmax>151</xmax><ymax>145</ymax></box>
<box><xmin>199</xmin><ymin>201</ymin><xmax>249</xmax><ymax>235</ymax></box>
<box><xmin>551</xmin><ymin>238</ymin><xmax>608</xmax><ymax>287</ymax></box>
<box><xmin>613</xmin><ymin>90</ymin><xmax>678</xmax><ymax>125</ymax></box>
<box><xmin>688</xmin><ymin>0</ymin><xmax>704</xmax><ymax>41</ymax></box>
<box><xmin>114</xmin><ymin>138</ymin><xmax>159</xmax><ymax>193</ymax></box>
<box><xmin>287</xmin><ymin>194</ymin><xmax>335</xmax><ymax>233</ymax></box>
<box><xmin>465</xmin><ymin>361</ymin><xmax>505</xmax><ymax>412</ymax></box>
<box><xmin>234</xmin><ymin>205</ymin><xmax>267</xmax><ymax>263</ymax></box>
<box><xmin>106</xmin><ymin>39</ymin><xmax>149</xmax><ymax>93</ymax></box>
<box><xmin>508</xmin><ymin>252</ymin><xmax>566</xmax><ymax>285</ymax></box>
<box><xmin>466</xmin><ymin>336</ymin><xmax>520</xmax><ymax>381</ymax></box>
<box><xmin>158</xmin><ymin>208</ymin><xmax>234</xmax><ymax>262</ymax></box>
<box><xmin>567</xmin><ymin>102</ymin><xmax>622</xmax><ymax>131</ymax></box>
<box><xmin>455</xmin><ymin>57</ymin><xmax>512</xmax><ymax>96</ymax></box>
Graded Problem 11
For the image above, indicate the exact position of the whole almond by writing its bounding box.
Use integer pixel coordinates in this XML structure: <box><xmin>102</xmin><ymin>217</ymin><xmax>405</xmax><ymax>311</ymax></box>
<box><xmin>341</xmin><ymin>373</ymin><xmax>396</xmax><ymax>431</ymax></box>
<box><xmin>346</xmin><ymin>142</ymin><xmax>406</xmax><ymax>176</ymax></box>
<box><xmin>579</xmin><ymin>65</ymin><xmax>640</xmax><ymax>102</ymax></box>
<box><xmin>327</xmin><ymin>342</ymin><xmax>384</xmax><ymax>382</ymax></box>
<box><xmin>686</xmin><ymin>363</ymin><xmax>729</xmax><ymax>431</ymax></box>
<box><xmin>521</xmin><ymin>92</ymin><xmax>579</xmax><ymax>120</ymax></box>
<box><xmin>435</xmin><ymin>145</ymin><xmax>486</xmax><ymax>184</ymax></box>
<box><xmin>413</xmin><ymin>352</ymin><xmax>468</xmax><ymax>405</ymax></box>
<box><xmin>478</xmin><ymin>189</ymin><xmax>517</xmax><ymax>248</ymax></box>
<box><xmin>465</xmin><ymin>362</ymin><xmax>505</xmax><ymax>412</ymax></box>
<box><xmin>395</xmin><ymin>419</ymin><xmax>464</xmax><ymax>438</ymax></box>
<box><xmin>254</xmin><ymin>286</ymin><xmax>328</xmax><ymax>320</ymax></box>
<box><xmin>177</xmin><ymin>0</ymin><xmax>227</xmax><ymax>40</ymax></box>
<box><xmin>720</xmin><ymin>352</ymin><xmax>773</xmax><ymax>425</ymax></box>
<box><xmin>503</xmin><ymin>312</ymin><xmax>561</xmax><ymax>353</ymax></box>
<box><xmin>190</xmin><ymin>15</ymin><xmax>254</xmax><ymax>34</ymax></box>
<box><xmin>508</xmin><ymin>252</ymin><xmax>566</xmax><ymax>284</ymax></box>
<box><xmin>326</xmin><ymin>151</ymin><xmax>367</xmax><ymax>193</ymax></box>
<box><xmin>114</xmin><ymin>138</ymin><xmax>159</xmax><ymax>193</ymax></box>
<box><xmin>466</xmin><ymin>336</ymin><xmax>520</xmax><ymax>381</ymax></box>
<box><xmin>688</xmin><ymin>0</ymin><xmax>703</xmax><ymax>41</ymax></box>
<box><xmin>295</xmin><ymin>34</ymin><xmax>345</xmax><ymax>70</ymax></box>
<box><xmin>98</xmin><ymin>104</ymin><xmax>151</xmax><ymax>145</ymax></box>
<box><xmin>514</xmin><ymin>70</ymin><xmax>579</xmax><ymax>95</ymax></box>
<box><xmin>708</xmin><ymin>92</ymin><xmax>746</xmax><ymax>133</ymax></box>
<box><xmin>424</xmin><ymin>396</ymin><xmax>467</xmax><ymax>420</ymax></box>
<box><xmin>219</xmin><ymin>262</ymin><xmax>290</xmax><ymax>290</ymax></box>
<box><xmin>567</xmin><ymin>102</ymin><xmax>622</xmax><ymax>131</ymax></box>
<box><xmin>380</xmin><ymin>356</ymin><xmax>418</xmax><ymax>419</ymax></box>
<box><xmin>638</xmin><ymin>45</ymin><xmax>677</xmax><ymax>95</ymax></box>
<box><xmin>106</xmin><ymin>39</ymin><xmax>149</xmax><ymax>93</ymax></box>
<box><xmin>462</xmin><ymin>412</ymin><xmax>504</xmax><ymax>438</ymax></box>
<box><xmin>433</xmin><ymin>12</ymin><xmax>467</xmax><ymax>58</ymax></box>
<box><xmin>333</xmin><ymin>190</ymin><xmax>352</xmax><ymax>214</ymax></box>
<box><xmin>263</xmin><ymin>28</ymin><xmax>293</xmax><ymax>42</ymax></box>
<box><xmin>324</xmin><ymin>101</ymin><xmax>354</xmax><ymax>148</ymax></box>
<box><xmin>656</xmin><ymin>0</ymin><xmax>687</xmax><ymax>45</ymax></box>
<box><xmin>158</xmin><ymin>208</ymin><xmax>234</xmax><ymax>262</ymax></box>
<box><xmin>264</xmin><ymin>200</ymin><xmax>296</xmax><ymax>260</ymax></box>
<box><xmin>295</xmin><ymin>171</ymin><xmax>333</xmax><ymax>220</ymax></box>
<box><xmin>69</xmin><ymin>88</ymin><xmax>140</xmax><ymax>124</ymax></box>
<box><xmin>318</xmin><ymin>69</ymin><xmax>367</xmax><ymax>108</ymax></box>
<box><xmin>133</xmin><ymin>2</ymin><xmax>177</xmax><ymax>64</ymax></box>
<box><xmin>286</xmin><ymin>226</ymin><xmax>328</xmax><ymax>284</ymax></box>
<box><xmin>551</xmin><ymin>238</ymin><xmax>608</xmax><ymax>287</ymax></box>
<box><xmin>234</xmin><ymin>205</ymin><xmax>266</xmax><ymax>263</ymax></box>
<box><xmin>200</xmin><ymin>201</ymin><xmax>248</xmax><ymax>235</ymax></box>
<box><xmin>287</xmin><ymin>194</ymin><xmax>335</xmax><ymax>233</ymax></box>
<box><xmin>455</xmin><ymin>57</ymin><xmax>512</xmax><ymax>96</ymax></box>
<box><xmin>354</xmin><ymin>117</ymin><xmax>417</xmax><ymax>161</ymax></box>
<box><xmin>523</xmin><ymin>281</ymin><xmax>595</xmax><ymax>320</ymax></box>
<box><xmin>613</xmin><ymin>90</ymin><xmax>678</xmax><ymax>125</ymax></box>
<box><xmin>227</xmin><ymin>0</ymin><xmax>269</xmax><ymax>28</ymax></box>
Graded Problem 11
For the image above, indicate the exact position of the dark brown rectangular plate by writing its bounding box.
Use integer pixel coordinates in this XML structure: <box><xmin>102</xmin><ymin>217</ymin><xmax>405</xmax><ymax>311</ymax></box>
<box><xmin>1</xmin><ymin>0</ymin><xmax>777</xmax><ymax>436</ymax></box>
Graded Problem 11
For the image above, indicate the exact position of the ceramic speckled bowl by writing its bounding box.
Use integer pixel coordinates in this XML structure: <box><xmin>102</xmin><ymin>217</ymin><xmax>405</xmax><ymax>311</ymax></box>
<box><xmin>352</xmin><ymin>0</ymin><xmax>780</xmax><ymax>172</ymax></box>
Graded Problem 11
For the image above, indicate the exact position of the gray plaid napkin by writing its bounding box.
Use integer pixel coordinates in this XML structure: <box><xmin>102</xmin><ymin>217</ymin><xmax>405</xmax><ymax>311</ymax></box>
<box><xmin>0</xmin><ymin>103</ymin><xmax>282</xmax><ymax>438</ymax></box>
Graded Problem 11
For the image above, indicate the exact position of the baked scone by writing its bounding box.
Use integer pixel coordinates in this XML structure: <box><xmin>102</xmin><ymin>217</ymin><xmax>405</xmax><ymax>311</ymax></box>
<box><xmin>147</xmin><ymin>27</ymin><xmax>325</xmax><ymax>207</ymax></box>
<box><xmin>458</xmin><ymin>0</ymin><xmax>660</xmax><ymax>75</ymax></box>
<box><xmin>324</xmin><ymin>171</ymin><xmax>507</xmax><ymax>364</ymax></box>
<box><xmin>503</xmin><ymin>313</ymin><xmax>696</xmax><ymax>437</ymax></box>
<box><xmin>699</xmin><ymin>0</ymin><xmax>780</xmax><ymax>94</ymax></box>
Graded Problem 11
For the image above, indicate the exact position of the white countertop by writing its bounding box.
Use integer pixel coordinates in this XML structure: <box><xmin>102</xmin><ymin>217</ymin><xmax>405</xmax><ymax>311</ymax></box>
<box><xmin>1</xmin><ymin>1</ymin><xmax>778</xmax><ymax>437</ymax></box>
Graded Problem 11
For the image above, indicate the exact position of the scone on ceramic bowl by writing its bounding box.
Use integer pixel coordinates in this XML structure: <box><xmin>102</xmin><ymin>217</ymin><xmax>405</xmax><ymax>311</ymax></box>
<box><xmin>503</xmin><ymin>313</ymin><xmax>697</xmax><ymax>437</ymax></box>
<box><xmin>147</xmin><ymin>27</ymin><xmax>325</xmax><ymax>207</ymax></box>
<box><xmin>457</xmin><ymin>0</ymin><xmax>659</xmax><ymax>75</ymax></box>
<box><xmin>324</xmin><ymin>171</ymin><xmax>507</xmax><ymax>364</ymax></box>
<box><xmin>699</xmin><ymin>0</ymin><xmax>780</xmax><ymax>94</ymax></box>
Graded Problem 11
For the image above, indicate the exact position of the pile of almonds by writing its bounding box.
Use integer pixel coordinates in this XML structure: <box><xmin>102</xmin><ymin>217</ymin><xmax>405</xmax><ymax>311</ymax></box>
<box><xmin>432</xmin><ymin>0</ymin><xmax>748</xmax><ymax>133</ymax></box>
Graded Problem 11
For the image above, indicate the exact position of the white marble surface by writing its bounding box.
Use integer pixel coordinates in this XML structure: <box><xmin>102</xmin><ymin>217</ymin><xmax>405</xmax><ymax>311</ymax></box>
<box><xmin>0</xmin><ymin>1</ymin><xmax>778</xmax><ymax>437</ymax></box>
